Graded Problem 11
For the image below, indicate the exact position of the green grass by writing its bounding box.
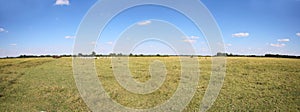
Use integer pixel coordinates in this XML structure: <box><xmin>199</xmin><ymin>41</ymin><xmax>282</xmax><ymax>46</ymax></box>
<box><xmin>0</xmin><ymin>58</ymin><xmax>88</xmax><ymax>111</ymax></box>
<box><xmin>0</xmin><ymin>57</ymin><xmax>299</xmax><ymax>111</ymax></box>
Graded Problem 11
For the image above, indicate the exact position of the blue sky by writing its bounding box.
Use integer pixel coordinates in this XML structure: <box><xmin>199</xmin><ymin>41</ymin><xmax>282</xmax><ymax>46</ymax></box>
<box><xmin>0</xmin><ymin>0</ymin><xmax>299</xmax><ymax>57</ymax></box>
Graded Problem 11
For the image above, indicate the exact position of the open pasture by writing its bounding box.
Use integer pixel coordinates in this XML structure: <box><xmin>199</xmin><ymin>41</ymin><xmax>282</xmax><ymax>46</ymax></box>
<box><xmin>0</xmin><ymin>57</ymin><xmax>299</xmax><ymax>111</ymax></box>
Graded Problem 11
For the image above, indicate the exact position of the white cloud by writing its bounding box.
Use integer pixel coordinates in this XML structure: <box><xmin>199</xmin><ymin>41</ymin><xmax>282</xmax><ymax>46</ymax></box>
<box><xmin>190</xmin><ymin>36</ymin><xmax>200</xmax><ymax>39</ymax></box>
<box><xmin>232</xmin><ymin>32</ymin><xmax>250</xmax><ymax>37</ymax></box>
<box><xmin>182</xmin><ymin>36</ymin><xmax>199</xmax><ymax>43</ymax></box>
<box><xmin>106</xmin><ymin>41</ymin><xmax>113</xmax><ymax>45</ymax></box>
<box><xmin>64</xmin><ymin>35</ymin><xmax>75</xmax><ymax>39</ymax></box>
<box><xmin>183</xmin><ymin>39</ymin><xmax>196</xmax><ymax>43</ymax></box>
<box><xmin>0</xmin><ymin>28</ymin><xmax>8</xmax><ymax>33</ymax></box>
<box><xmin>277</xmin><ymin>39</ymin><xmax>290</xmax><ymax>42</ymax></box>
<box><xmin>226</xmin><ymin>43</ymin><xmax>232</xmax><ymax>47</ymax></box>
<box><xmin>91</xmin><ymin>41</ymin><xmax>97</xmax><ymax>45</ymax></box>
<box><xmin>296</xmin><ymin>33</ymin><xmax>300</xmax><ymax>37</ymax></box>
<box><xmin>137</xmin><ymin>20</ymin><xmax>151</xmax><ymax>26</ymax></box>
<box><xmin>55</xmin><ymin>0</ymin><xmax>70</xmax><ymax>6</ymax></box>
<box><xmin>9</xmin><ymin>44</ymin><xmax>17</xmax><ymax>46</ymax></box>
<box><xmin>0</xmin><ymin>28</ymin><xmax>4</xmax><ymax>32</ymax></box>
<box><xmin>270</xmin><ymin>43</ymin><xmax>285</xmax><ymax>47</ymax></box>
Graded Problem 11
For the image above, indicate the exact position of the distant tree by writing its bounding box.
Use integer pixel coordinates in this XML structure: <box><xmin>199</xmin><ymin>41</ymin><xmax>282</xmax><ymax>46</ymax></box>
<box><xmin>53</xmin><ymin>55</ymin><xmax>61</xmax><ymax>59</ymax></box>
<box><xmin>156</xmin><ymin>54</ymin><xmax>160</xmax><ymax>57</ymax></box>
<box><xmin>117</xmin><ymin>53</ymin><xmax>123</xmax><ymax>56</ymax></box>
<box><xmin>78</xmin><ymin>53</ymin><xmax>83</xmax><ymax>57</ymax></box>
<box><xmin>129</xmin><ymin>53</ymin><xmax>133</xmax><ymax>57</ymax></box>
<box><xmin>216</xmin><ymin>52</ymin><xmax>227</xmax><ymax>56</ymax></box>
<box><xmin>91</xmin><ymin>51</ymin><xmax>96</xmax><ymax>56</ymax></box>
<box><xmin>19</xmin><ymin>55</ymin><xmax>24</xmax><ymax>58</ymax></box>
<box><xmin>109</xmin><ymin>53</ymin><xmax>116</xmax><ymax>56</ymax></box>
<box><xmin>95</xmin><ymin>54</ymin><xmax>102</xmax><ymax>57</ymax></box>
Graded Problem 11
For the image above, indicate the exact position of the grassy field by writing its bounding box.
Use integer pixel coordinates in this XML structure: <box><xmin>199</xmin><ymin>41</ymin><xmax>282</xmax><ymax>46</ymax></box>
<box><xmin>0</xmin><ymin>57</ymin><xmax>299</xmax><ymax>111</ymax></box>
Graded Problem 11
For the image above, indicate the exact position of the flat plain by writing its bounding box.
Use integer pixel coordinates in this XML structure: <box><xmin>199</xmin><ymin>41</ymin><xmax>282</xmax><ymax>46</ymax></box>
<box><xmin>0</xmin><ymin>57</ymin><xmax>299</xmax><ymax>111</ymax></box>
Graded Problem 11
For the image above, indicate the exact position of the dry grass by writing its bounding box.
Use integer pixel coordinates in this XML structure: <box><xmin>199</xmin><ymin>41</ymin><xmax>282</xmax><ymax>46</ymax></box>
<box><xmin>0</xmin><ymin>57</ymin><xmax>299</xmax><ymax>111</ymax></box>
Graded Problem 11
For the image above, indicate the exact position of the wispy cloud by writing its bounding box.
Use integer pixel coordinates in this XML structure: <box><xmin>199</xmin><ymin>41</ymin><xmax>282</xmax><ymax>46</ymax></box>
<box><xmin>182</xmin><ymin>36</ymin><xmax>200</xmax><ymax>43</ymax></box>
<box><xmin>9</xmin><ymin>44</ymin><xmax>17</xmax><ymax>46</ymax></box>
<box><xmin>296</xmin><ymin>33</ymin><xmax>300</xmax><ymax>37</ymax></box>
<box><xmin>270</xmin><ymin>43</ymin><xmax>285</xmax><ymax>47</ymax></box>
<box><xmin>55</xmin><ymin>0</ymin><xmax>70</xmax><ymax>6</ymax></box>
<box><xmin>106</xmin><ymin>41</ymin><xmax>113</xmax><ymax>45</ymax></box>
<box><xmin>137</xmin><ymin>20</ymin><xmax>151</xmax><ymax>26</ymax></box>
<box><xmin>91</xmin><ymin>41</ymin><xmax>97</xmax><ymax>45</ymax></box>
<box><xmin>277</xmin><ymin>39</ymin><xmax>290</xmax><ymax>42</ymax></box>
<box><xmin>64</xmin><ymin>35</ymin><xmax>75</xmax><ymax>39</ymax></box>
<box><xmin>232</xmin><ymin>32</ymin><xmax>250</xmax><ymax>37</ymax></box>
<box><xmin>190</xmin><ymin>36</ymin><xmax>200</xmax><ymax>39</ymax></box>
<box><xmin>226</xmin><ymin>43</ymin><xmax>232</xmax><ymax>47</ymax></box>
<box><xmin>0</xmin><ymin>27</ymin><xmax>8</xmax><ymax>33</ymax></box>
<box><xmin>183</xmin><ymin>39</ymin><xmax>196</xmax><ymax>43</ymax></box>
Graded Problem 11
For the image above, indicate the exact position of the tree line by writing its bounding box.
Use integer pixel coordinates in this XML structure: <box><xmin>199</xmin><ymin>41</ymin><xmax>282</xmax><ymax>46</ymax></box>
<box><xmin>216</xmin><ymin>52</ymin><xmax>300</xmax><ymax>59</ymax></box>
<box><xmin>1</xmin><ymin>52</ymin><xmax>300</xmax><ymax>59</ymax></box>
